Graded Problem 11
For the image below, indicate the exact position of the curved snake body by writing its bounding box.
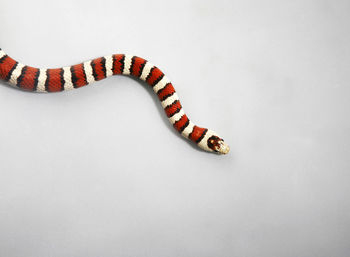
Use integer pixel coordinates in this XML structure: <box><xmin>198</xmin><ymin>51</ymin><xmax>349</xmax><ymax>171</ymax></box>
<box><xmin>0</xmin><ymin>49</ymin><xmax>229</xmax><ymax>154</ymax></box>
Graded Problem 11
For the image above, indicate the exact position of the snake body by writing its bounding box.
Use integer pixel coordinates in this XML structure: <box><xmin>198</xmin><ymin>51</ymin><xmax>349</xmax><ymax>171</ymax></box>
<box><xmin>0</xmin><ymin>49</ymin><xmax>229</xmax><ymax>154</ymax></box>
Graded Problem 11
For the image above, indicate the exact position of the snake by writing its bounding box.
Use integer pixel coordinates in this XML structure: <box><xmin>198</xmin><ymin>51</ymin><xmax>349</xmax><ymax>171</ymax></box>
<box><xmin>0</xmin><ymin>48</ymin><xmax>229</xmax><ymax>154</ymax></box>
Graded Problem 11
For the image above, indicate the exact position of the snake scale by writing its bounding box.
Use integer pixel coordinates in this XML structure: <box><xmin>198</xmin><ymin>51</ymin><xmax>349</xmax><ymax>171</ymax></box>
<box><xmin>0</xmin><ymin>49</ymin><xmax>229</xmax><ymax>154</ymax></box>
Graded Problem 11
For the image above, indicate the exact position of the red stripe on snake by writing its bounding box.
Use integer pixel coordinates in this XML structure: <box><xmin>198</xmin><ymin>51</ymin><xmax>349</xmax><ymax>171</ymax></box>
<box><xmin>71</xmin><ymin>63</ymin><xmax>87</xmax><ymax>88</ymax></box>
<box><xmin>174</xmin><ymin>114</ymin><xmax>189</xmax><ymax>133</ymax></box>
<box><xmin>131</xmin><ymin>56</ymin><xmax>146</xmax><ymax>77</ymax></box>
<box><xmin>17</xmin><ymin>66</ymin><xmax>39</xmax><ymax>91</ymax></box>
<box><xmin>146</xmin><ymin>67</ymin><xmax>164</xmax><ymax>86</ymax></box>
<box><xmin>164</xmin><ymin>100</ymin><xmax>182</xmax><ymax>117</ymax></box>
<box><xmin>112</xmin><ymin>54</ymin><xmax>124</xmax><ymax>75</ymax></box>
<box><xmin>157</xmin><ymin>83</ymin><xmax>175</xmax><ymax>101</ymax></box>
<box><xmin>189</xmin><ymin>126</ymin><xmax>207</xmax><ymax>143</ymax></box>
<box><xmin>91</xmin><ymin>57</ymin><xmax>106</xmax><ymax>81</ymax></box>
<box><xmin>46</xmin><ymin>68</ymin><xmax>63</xmax><ymax>92</ymax></box>
<box><xmin>0</xmin><ymin>56</ymin><xmax>17</xmax><ymax>80</ymax></box>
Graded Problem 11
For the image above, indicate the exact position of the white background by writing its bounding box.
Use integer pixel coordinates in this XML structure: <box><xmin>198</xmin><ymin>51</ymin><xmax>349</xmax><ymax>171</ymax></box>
<box><xmin>0</xmin><ymin>0</ymin><xmax>349</xmax><ymax>256</ymax></box>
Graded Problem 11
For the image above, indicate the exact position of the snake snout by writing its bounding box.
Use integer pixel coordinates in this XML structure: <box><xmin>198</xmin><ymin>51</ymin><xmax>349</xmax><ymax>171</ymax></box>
<box><xmin>217</xmin><ymin>140</ymin><xmax>230</xmax><ymax>154</ymax></box>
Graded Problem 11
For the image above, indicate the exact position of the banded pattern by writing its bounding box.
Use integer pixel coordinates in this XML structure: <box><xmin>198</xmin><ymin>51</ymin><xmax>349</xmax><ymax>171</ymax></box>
<box><xmin>0</xmin><ymin>48</ymin><xmax>229</xmax><ymax>154</ymax></box>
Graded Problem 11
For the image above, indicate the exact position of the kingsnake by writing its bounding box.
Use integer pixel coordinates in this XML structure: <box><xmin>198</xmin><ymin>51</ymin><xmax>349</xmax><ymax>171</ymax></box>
<box><xmin>0</xmin><ymin>49</ymin><xmax>229</xmax><ymax>154</ymax></box>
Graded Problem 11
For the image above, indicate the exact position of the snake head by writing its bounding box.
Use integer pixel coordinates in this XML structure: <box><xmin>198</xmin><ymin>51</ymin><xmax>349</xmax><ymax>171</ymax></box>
<box><xmin>196</xmin><ymin>129</ymin><xmax>230</xmax><ymax>154</ymax></box>
<box><xmin>207</xmin><ymin>135</ymin><xmax>230</xmax><ymax>154</ymax></box>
